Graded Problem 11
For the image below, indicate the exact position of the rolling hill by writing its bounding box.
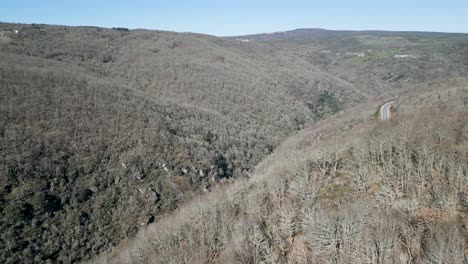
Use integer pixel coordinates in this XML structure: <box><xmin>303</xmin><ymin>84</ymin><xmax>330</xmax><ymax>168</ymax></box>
<box><xmin>0</xmin><ymin>23</ymin><xmax>467</xmax><ymax>263</ymax></box>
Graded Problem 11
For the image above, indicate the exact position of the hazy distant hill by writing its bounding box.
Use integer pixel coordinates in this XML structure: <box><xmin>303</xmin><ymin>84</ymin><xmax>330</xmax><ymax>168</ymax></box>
<box><xmin>237</xmin><ymin>28</ymin><xmax>468</xmax><ymax>97</ymax></box>
<box><xmin>238</xmin><ymin>28</ymin><xmax>468</xmax><ymax>41</ymax></box>
<box><xmin>0</xmin><ymin>23</ymin><xmax>467</xmax><ymax>263</ymax></box>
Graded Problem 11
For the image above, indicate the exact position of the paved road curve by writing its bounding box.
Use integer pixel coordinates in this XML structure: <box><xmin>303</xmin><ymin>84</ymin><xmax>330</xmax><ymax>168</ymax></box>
<box><xmin>380</xmin><ymin>101</ymin><xmax>395</xmax><ymax>121</ymax></box>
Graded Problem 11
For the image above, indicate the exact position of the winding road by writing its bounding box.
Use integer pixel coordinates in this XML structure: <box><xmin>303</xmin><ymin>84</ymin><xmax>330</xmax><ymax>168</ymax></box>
<box><xmin>380</xmin><ymin>101</ymin><xmax>395</xmax><ymax>121</ymax></box>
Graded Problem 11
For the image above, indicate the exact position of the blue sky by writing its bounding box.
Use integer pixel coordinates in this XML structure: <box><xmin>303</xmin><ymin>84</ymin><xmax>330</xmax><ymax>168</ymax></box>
<box><xmin>1</xmin><ymin>0</ymin><xmax>467</xmax><ymax>36</ymax></box>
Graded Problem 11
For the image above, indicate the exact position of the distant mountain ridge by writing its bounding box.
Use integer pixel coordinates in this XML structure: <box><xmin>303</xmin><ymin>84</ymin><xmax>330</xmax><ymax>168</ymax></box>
<box><xmin>234</xmin><ymin>28</ymin><xmax>468</xmax><ymax>40</ymax></box>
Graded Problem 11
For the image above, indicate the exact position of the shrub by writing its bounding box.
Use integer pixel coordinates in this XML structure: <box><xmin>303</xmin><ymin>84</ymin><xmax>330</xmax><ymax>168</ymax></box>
<box><xmin>2</xmin><ymin>202</ymin><xmax>33</xmax><ymax>225</ymax></box>
<box><xmin>31</xmin><ymin>192</ymin><xmax>61</xmax><ymax>214</ymax></box>
<box><xmin>112</xmin><ymin>27</ymin><xmax>129</xmax><ymax>32</ymax></box>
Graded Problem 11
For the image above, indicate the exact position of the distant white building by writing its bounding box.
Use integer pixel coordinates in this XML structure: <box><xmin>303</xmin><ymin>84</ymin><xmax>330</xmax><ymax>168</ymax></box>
<box><xmin>394</xmin><ymin>54</ymin><xmax>417</xmax><ymax>59</ymax></box>
<box><xmin>1</xmin><ymin>30</ymin><xmax>19</xmax><ymax>35</ymax></box>
<box><xmin>345</xmin><ymin>52</ymin><xmax>365</xmax><ymax>57</ymax></box>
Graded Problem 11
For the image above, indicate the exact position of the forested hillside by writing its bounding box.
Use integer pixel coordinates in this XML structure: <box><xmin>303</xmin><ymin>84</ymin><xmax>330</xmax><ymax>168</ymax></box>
<box><xmin>92</xmin><ymin>79</ymin><xmax>468</xmax><ymax>264</ymax></box>
<box><xmin>0</xmin><ymin>23</ymin><xmax>467</xmax><ymax>263</ymax></box>
<box><xmin>241</xmin><ymin>29</ymin><xmax>468</xmax><ymax>97</ymax></box>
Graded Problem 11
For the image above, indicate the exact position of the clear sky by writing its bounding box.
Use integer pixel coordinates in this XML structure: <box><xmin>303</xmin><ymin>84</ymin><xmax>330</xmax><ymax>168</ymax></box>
<box><xmin>1</xmin><ymin>0</ymin><xmax>467</xmax><ymax>36</ymax></box>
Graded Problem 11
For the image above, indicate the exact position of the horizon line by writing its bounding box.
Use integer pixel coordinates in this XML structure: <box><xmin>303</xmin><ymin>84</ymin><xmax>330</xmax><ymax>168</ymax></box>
<box><xmin>1</xmin><ymin>20</ymin><xmax>468</xmax><ymax>37</ymax></box>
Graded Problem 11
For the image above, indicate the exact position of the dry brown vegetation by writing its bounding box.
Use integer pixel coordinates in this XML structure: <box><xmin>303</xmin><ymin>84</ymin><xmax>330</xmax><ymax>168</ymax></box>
<box><xmin>0</xmin><ymin>22</ymin><xmax>467</xmax><ymax>263</ymax></box>
<box><xmin>0</xmin><ymin>23</ymin><xmax>359</xmax><ymax>263</ymax></box>
<box><xmin>92</xmin><ymin>86</ymin><xmax>467</xmax><ymax>264</ymax></box>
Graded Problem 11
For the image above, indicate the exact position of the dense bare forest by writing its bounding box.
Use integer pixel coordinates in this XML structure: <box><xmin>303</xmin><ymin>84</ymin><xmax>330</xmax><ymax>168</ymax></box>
<box><xmin>93</xmin><ymin>82</ymin><xmax>468</xmax><ymax>264</ymax></box>
<box><xmin>0</xmin><ymin>23</ymin><xmax>467</xmax><ymax>263</ymax></box>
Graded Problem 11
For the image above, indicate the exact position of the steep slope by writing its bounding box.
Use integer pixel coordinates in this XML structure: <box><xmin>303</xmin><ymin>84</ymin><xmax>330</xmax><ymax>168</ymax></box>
<box><xmin>0</xmin><ymin>23</ymin><xmax>467</xmax><ymax>263</ymax></box>
<box><xmin>92</xmin><ymin>79</ymin><xmax>468</xmax><ymax>264</ymax></box>
<box><xmin>0</xmin><ymin>23</ymin><xmax>363</xmax><ymax>263</ymax></box>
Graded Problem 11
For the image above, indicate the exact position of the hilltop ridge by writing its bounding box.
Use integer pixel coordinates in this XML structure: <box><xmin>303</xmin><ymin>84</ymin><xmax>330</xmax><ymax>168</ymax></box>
<box><xmin>0</xmin><ymin>22</ymin><xmax>467</xmax><ymax>263</ymax></box>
